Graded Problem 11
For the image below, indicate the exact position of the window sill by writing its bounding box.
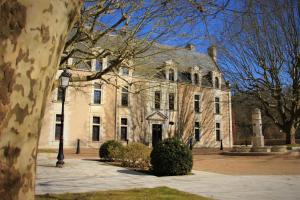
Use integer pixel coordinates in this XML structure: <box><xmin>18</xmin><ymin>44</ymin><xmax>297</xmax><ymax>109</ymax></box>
<box><xmin>119</xmin><ymin>105</ymin><xmax>130</xmax><ymax>108</ymax></box>
<box><xmin>90</xmin><ymin>103</ymin><xmax>102</xmax><ymax>106</ymax></box>
<box><xmin>52</xmin><ymin>100</ymin><xmax>70</xmax><ymax>104</ymax></box>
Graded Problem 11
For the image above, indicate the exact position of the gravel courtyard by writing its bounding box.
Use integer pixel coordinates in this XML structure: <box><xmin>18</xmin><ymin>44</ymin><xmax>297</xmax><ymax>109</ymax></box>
<box><xmin>36</xmin><ymin>153</ymin><xmax>300</xmax><ymax>200</ymax></box>
<box><xmin>193</xmin><ymin>154</ymin><xmax>300</xmax><ymax>175</ymax></box>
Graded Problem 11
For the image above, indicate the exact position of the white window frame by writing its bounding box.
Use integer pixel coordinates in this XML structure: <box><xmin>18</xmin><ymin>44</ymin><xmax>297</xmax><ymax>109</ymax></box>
<box><xmin>215</xmin><ymin>76</ymin><xmax>220</xmax><ymax>89</ymax></box>
<box><xmin>95</xmin><ymin>59</ymin><xmax>103</xmax><ymax>72</ymax></box>
<box><xmin>121</xmin><ymin>86</ymin><xmax>129</xmax><ymax>106</ymax></box>
<box><xmin>168</xmin><ymin>92</ymin><xmax>175</xmax><ymax>110</ymax></box>
<box><xmin>120</xmin><ymin>117</ymin><xmax>129</xmax><ymax>141</ymax></box>
<box><xmin>215</xmin><ymin>122</ymin><xmax>221</xmax><ymax>141</ymax></box>
<box><xmin>215</xmin><ymin>96</ymin><xmax>220</xmax><ymax>115</ymax></box>
<box><xmin>92</xmin><ymin>84</ymin><xmax>102</xmax><ymax>105</ymax></box>
<box><xmin>121</xmin><ymin>67</ymin><xmax>129</xmax><ymax>76</ymax></box>
<box><xmin>194</xmin><ymin>121</ymin><xmax>201</xmax><ymax>141</ymax></box>
<box><xmin>154</xmin><ymin>91</ymin><xmax>161</xmax><ymax>110</ymax></box>
<box><xmin>194</xmin><ymin>93</ymin><xmax>201</xmax><ymax>113</ymax></box>
<box><xmin>92</xmin><ymin>116</ymin><xmax>101</xmax><ymax>142</ymax></box>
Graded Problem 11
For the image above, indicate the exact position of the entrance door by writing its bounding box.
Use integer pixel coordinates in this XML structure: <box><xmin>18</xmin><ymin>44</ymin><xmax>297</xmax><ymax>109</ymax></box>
<box><xmin>152</xmin><ymin>124</ymin><xmax>162</xmax><ymax>147</ymax></box>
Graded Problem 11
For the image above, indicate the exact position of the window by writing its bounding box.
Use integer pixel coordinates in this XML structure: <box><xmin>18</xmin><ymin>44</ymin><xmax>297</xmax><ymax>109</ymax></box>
<box><xmin>195</xmin><ymin>122</ymin><xmax>200</xmax><ymax>141</ymax></box>
<box><xmin>93</xmin><ymin>84</ymin><xmax>101</xmax><ymax>104</ymax></box>
<box><xmin>169</xmin><ymin>69</ymin><xmax>174</xmax><ymax>81</ymax></box>
<box><xmin>121</xmin><ymin>86</ymin><xmax>129</xmax><ymax>106</ymax></box>
<box><xmin>215</xmin><ymin>77</ymin><xmax>220</xmax><ymax>88</ymax></box>
<box><xmin>92</xmin><ymin>117</ymin><xmax>100</xmax><ymax>141</ymax></box>
<box><xmin>194</xmin><ymin>73</ymin><xmax>199</xmax><ymax>85</ymax></box>
<box><xmin>121</xmin><ymin>67</ymin><xmax>129</xmax><ymax>76</ymax></box>
<box><xmin>154</xmin><ymin>91</ymin><xmax>161</xmax><ymax>109</ymax></box>
<box><xmin>95</xmin><ymin>60</ymin><xmax>102</xmax><ymax>72</ymax></box>
<box><xmin>215</xmin><ymin>97</ymin><xmax>220</xmax><ymax>114</ymax></box>
<box><xmin>57</xmin><ymin>87</ymin><xmax>64</xmax><ymax>101</ymax></box>
<box><xmin>194</xmin><ymin>94</ymin><xmax>200</xmax><ymax>113</ymax></box>
<box><xmin>120</xmin><ymin>118</ymin><xmax>128</xmax><ymax>141</ymax></box>
<box><xmin>216</xmin><ymin>123</ymin><xmax>221</xmax><ymax>141</ymax></box>
<box><xmin>55</xmin><ymin>114</ymin><xmax>62</xmax><ymax>140</ymax></box>
<box><xmin>169</xmin><ymin>93</ymin><xmax>175</xmax><ymax>110</ymax></box>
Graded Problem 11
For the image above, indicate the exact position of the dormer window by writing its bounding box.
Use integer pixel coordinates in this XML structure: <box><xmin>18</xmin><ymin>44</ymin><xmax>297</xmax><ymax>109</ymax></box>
<box><xmin>194</xmin><ymin>73</ymin><xmax>199</xmax><ymax>85</ymax></box>
<box><xmin>95</xmin><ymin>60</ymin><xmax>102</xmax><ymax>72</ymax></box>
<box><xmin>121</xmin><ymin>67</ymin><xmax>129</xmax><ymax>76</ymax></box>
<box><xmin>215</xmin><ymin>77</ymin><xmax>220</xmax><ymax>89</ymax></box>
<box><xmin>169</xmin><ymin>69</ymin><xmax>175</xmax><ymax>81</ymax></box>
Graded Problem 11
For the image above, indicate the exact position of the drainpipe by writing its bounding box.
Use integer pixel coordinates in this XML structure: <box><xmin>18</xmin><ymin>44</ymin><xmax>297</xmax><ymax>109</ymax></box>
<box><xmin>114</xmin><ymin>77</ymin><xmax>118</xmax><ymax>140</ymax></box>
<box><xmin>228</xmin><ymin>89</ymin><xmax>233</xmax><ymax>147</ymax></box>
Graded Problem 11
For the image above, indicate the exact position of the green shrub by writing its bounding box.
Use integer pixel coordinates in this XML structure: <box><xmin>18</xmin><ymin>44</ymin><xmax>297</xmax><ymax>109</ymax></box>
<box><xmin>122</xmin><ymin>143</ymin><xmax>151</xmax><ymax>170</ymax></box>
<box><xmin>99</xmin><ymin>140</ymin><xmax>123</xmax><ymax>161</ymax></box>
<box><xmin>150</xmin><ymin>138</ymin><xmax>193</xmax><ymax>176</ymax></box>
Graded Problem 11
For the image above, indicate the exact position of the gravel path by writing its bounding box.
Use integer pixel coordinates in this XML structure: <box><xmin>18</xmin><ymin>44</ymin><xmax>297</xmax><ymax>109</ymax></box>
<box><xmin>36</xmin><ymin>154</ymin><xmax>300</xmax><ymax>200</ymax></box>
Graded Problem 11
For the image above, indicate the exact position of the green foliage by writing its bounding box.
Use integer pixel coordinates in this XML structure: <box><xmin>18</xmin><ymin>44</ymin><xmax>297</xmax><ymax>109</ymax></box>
<box><xmin>122</xmin><ymin>142</ymin><xmax>151</xmax><ymax>170</ymax></box>
<box><xmin>99</xmin><ymin>140</ymin><xmax>123</xmax><ymax>161</ymax></box>
<box><xmin>150</xmin><ymin>138</ymin><xmax>193</xmax><ymax>176</ymax></box>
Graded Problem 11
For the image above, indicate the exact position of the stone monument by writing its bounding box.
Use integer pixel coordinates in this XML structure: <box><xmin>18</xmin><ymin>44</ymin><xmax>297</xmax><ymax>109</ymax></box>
<box><xmin>252</xmin><ymin>108</ymin><xmax>264</xmax><ymax>147</ymax></box>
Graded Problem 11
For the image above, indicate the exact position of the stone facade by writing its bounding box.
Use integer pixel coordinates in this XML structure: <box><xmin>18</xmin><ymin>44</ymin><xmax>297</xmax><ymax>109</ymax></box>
<box><xmin>39</xmin><ymin>42</ymin><xmax>233</xmax><ymax>149</ymax></box>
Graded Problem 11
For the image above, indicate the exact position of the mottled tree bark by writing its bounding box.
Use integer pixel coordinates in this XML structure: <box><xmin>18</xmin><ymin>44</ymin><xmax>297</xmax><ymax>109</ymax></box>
<box><xmin>0</xmin><ymin>1</ymin><xmax>82</xmax><ymax>199</ymax></box>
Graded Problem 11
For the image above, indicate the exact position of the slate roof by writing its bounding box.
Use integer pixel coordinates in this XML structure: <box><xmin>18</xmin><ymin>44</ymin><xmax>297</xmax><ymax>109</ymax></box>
<box><xmin>96</xmin><ymin>35</ymin><xmax>219</xmax><ymax>77</ymax></box>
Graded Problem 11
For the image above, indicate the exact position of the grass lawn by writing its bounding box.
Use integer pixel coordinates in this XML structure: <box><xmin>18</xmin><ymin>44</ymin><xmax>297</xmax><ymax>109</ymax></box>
<box><xmin>36</xmin><ymin>187</ymin><xmax>212</xmax><ymax>200</ymax></box>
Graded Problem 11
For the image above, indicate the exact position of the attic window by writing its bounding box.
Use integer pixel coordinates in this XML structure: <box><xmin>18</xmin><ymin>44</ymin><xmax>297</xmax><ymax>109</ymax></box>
<box><xmin>121</xmin><ymin>67</ymin><xmax>129</xmax><ymax>76</ymax></box>
<box><xmin>215</xmin><ymin>77</ymin><xmax>220</xmax><ymax>89</ymax></box>
<box><xmin>95</xmin><ymin>60</ymin><xmax>102</xmax><ymax>72</ymax></box>
<box><xmin>169</xmin><ymin>69</ymin><xmax>175</xmax><ymax>81</ymax></box>
<box><xmin>194</xmin><ymin>73</ymin><xmax>199</xmax><ymax>85</ymax></box>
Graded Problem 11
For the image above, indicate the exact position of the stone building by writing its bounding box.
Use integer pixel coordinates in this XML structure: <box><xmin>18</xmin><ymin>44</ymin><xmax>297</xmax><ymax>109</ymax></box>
<box><xmin>38</xmin><ymin>37</ymin><xmax>233</xmax><ymax>149</ymax></box>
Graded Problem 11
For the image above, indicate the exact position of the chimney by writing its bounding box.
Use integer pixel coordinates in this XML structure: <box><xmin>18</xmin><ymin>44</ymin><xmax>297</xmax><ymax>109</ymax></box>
<box><xmin>208</xmin><ymin>45</ymin><xmax>217</xmax><ymax>62</ymax></box>
<box><xmin>185</xmin><ymin>43</ymin><xmax>195</xmax><ymax>51</ymax></box>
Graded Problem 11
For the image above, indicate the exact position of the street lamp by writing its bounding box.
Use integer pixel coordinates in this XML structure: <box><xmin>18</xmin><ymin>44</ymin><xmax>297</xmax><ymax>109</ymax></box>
<box><xmin>56</xmin><ymin>69</ymin><xmax>72</xmax><ymax>168</ymax></box>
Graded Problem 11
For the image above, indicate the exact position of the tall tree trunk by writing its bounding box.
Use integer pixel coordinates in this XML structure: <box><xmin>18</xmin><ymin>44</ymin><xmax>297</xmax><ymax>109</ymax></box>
<box><xmin>285</xmin><ymin>124</ymin><xmax>296</xmax><ymax>145</ymax></box>
<box><xmin>0</xmin><ymin>1</ymin><xmax>82</xmax><ymax>200</ymax></box>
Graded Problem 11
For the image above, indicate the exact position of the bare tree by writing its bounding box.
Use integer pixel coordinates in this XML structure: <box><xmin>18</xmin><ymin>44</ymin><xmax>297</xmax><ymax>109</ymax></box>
<box><xmin>219</xmin><ymin>0</ymin><xmax>300</xmax><ymax>144</ymax></box>
<box><xmin>60</xmin><ymin>0</ymin><xmax>232</xmax><ymax>83</ymax></box>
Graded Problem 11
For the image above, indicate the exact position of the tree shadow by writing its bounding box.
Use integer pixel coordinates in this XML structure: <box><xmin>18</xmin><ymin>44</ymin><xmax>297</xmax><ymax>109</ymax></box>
<box><xmin>117</xmin><ymin>169</ymin><xmax>154</xmax><ymax>176</ymax></box>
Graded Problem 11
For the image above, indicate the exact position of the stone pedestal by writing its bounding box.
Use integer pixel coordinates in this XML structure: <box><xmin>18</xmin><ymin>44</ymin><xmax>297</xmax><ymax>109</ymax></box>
<box><xmin>251</xmin><ymin>108</ymin><xmax>264</xmax><ymax>147</ymax></box>
<box><xmin>252</xmin><ymin>136</ymin><xmax>264</xmax><ymax>147</ymax></box>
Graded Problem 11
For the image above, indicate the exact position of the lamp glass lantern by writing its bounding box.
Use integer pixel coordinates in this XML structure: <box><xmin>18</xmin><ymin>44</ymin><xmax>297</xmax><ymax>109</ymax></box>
<box><xmin>59</xmin><ymin>69</ymin><xmax>72</xmax><ymax>88</ymax></box>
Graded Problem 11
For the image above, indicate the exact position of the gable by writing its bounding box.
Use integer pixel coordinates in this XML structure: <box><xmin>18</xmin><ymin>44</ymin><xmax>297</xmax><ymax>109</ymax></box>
<box><xmin>146</xmin><ymin>111</ymin><xmax>168</xmax><ymax>121</ymax></box>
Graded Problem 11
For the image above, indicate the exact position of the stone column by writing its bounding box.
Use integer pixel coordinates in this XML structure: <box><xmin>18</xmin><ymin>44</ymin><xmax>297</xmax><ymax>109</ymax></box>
<box><xmin>252</xmin><ymin>108</ymin><xmax>264</xmax><ymax>147</ymax></box>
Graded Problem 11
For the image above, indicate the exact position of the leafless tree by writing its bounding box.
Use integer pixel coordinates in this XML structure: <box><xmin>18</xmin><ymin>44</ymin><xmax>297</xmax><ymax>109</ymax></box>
<box><xmin>219</xmin><ymin>0</ymin><xmax>300</xmax><ymax>144</ymax></box>
<box><xmin>59</xmin><ymin>0</ymin><xmax>232</xmax><ymax>83</ymax></box>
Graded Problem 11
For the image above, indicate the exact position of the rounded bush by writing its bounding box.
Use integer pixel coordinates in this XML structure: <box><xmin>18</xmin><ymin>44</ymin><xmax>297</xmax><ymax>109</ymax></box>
<box><xmin>99</xmin><ymin>140</ymin><xmax>122</xmax><ymax>160</ymax></box>
<box><xmin>150</xmin><ymin>138</ymin><xmax>193</xmax><ymax>176</ymax></box>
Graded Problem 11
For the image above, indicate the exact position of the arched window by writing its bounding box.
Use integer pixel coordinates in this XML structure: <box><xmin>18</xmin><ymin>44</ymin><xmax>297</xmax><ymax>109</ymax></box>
<box><xmin>215</xmin><ymin>77</ymin><xmax>220</xmax><ymax>88</ymax></box>
<box><xmin>194</xmin><ymin>73</ymin><xmax>199</xmax><ymax>85</ymax></box>
<box><xmin>169</xmin><ymin>69</ymin><xmax>175</xmax><ymax>81</ymax></box>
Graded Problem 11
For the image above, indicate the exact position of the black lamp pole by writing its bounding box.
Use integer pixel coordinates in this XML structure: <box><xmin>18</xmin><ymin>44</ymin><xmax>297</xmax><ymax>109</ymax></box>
<box><xmin>56</xmin><ymin>87</ymin><xmax>66</xmax><ymax>167</ymax></box>
<box><xmin>56</xmin><ymin>69</ymin><xmax>71</xmax><ymax>168</ymax></box>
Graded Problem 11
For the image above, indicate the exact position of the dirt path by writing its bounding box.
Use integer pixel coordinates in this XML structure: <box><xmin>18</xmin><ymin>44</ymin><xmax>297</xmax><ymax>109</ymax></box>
<box><xmin>193</xmin><ymin>154</ymin><xmax>300</xmax><ymax>175</ymax></box>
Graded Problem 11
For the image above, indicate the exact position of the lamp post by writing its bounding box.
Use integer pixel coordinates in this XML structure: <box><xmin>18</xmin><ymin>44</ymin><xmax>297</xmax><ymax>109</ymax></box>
<box><xmin>56</xmin><ymin>69</ymin><xmax>72</xmax><ymax>168</ymax></box>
